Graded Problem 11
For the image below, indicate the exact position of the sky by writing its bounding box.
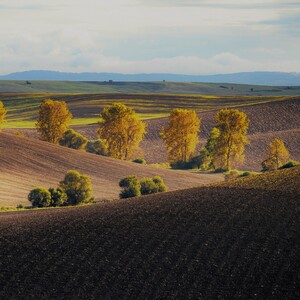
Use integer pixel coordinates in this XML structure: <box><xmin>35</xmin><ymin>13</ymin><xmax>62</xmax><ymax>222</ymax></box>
<box><xmin>0</xmin><ymin>0</ymin><xmax>299</xmax><ymax>75</ymax></box>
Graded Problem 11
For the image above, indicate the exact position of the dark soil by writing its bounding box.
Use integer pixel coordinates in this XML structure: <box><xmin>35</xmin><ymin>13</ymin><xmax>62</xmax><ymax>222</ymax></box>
<box><xmin>0</xmin><ymin>168</ymin><xmax>300</xmax><ymax>299</ymax></box>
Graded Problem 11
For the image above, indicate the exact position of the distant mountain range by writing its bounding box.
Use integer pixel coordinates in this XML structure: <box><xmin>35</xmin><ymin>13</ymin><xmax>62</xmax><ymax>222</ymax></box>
<box><xmin>1</xmin><ymin>70</ymin><xmax>300</xmax><ymax>86</ymax></box>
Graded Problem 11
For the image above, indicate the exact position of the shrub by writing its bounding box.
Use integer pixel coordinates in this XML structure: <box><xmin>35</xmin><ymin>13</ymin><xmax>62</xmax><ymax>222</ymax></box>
<box><xmin>170</xmin><ymin>160</ymin><xmax>191</xmax><ymax>170</ymax></box>
<box><xmin>48</xmin><ymin>187</ymin><xmax>68</xmax><ymax>206</ymax></box>
<box><xmin>153</xmin><ymin>176</ymin><xmax>168</xmax><ymax>192</ymax></box>
<box><xmin>278</xmin><ymin>160</ymin><xmax>299</xmax><ymax>170</ymax></box>
<box><xmin>240</xmin><ymin>171</ymin><xmax>252</xmax><ymax>177</ymax></box>
<box><xmin>86</xmin><ymin>139</ymin><xmax>108</xmax><ymax>155</ymax></box>
<box><xmin>140</xmin><ymin>178</ymin><xmax>158</xmax><ymax>195</ymax></box>
<box><xmin>28</xmin><ymin>187</ymin><xmax>52</xmax><ymax>208</ymax></box>
<box><xmin>59</xmin><ymin>170</ymin><xmax>94</xmax><ymax>205</ymax></box>
<box><xmin>59</xmin><ymin>129</ymin><xmax>88</xmax><ymax>150</ymax></box>
<box><xmin>224</xmin><ymin>170</ymin><xmax>239</xmax><ymax>181</ymax></box>
<box><xmin>132</xmin><ymin>158</ymin><xmax>146</xmax><ymax>165</ymax></box>
<box><xmin>120</xmin><ymin>175</ymin><xmax>167</xmax><ymax>198</ymax></box>
<box><xmin>119</xmin><ymin>175</ymin><xmax>141</xmax><ymax>199</ymax></box>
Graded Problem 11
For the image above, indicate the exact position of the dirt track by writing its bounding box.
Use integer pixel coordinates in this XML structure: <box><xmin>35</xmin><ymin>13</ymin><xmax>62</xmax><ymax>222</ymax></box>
<box><xmin>0</xmin><ymin>167</ymin><xmax>299</xmax><ymax>299</ymax></box>
<box><xmin>0</xmin><ymin>133</ymin><xmax>222</xmax><ymax>206</ymax></box>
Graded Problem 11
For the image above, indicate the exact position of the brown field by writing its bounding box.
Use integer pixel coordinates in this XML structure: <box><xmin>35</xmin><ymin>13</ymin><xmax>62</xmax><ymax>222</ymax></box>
<box><xmin>4</xmin><ymin>95</ymin><xmax>300</xmax><ymax>171</ymax></box>
<box><xmin>71</xmin><ymin>97</ymin><xmax>300</xmax><ymax>170</ymax></box>
<box><xmin>138</xmin><ymin>97</ymin><xmax>300</xmax><ymax>169</ymax></box>
<box><xmin>0</xmin><ymin>166</ymin><xmax>299</xmax><ymax>298</ymax></box>
<box><xmin>0</xmin><ymin>133</ymin><xmax>223</xmax><ymax>207</ymax></box>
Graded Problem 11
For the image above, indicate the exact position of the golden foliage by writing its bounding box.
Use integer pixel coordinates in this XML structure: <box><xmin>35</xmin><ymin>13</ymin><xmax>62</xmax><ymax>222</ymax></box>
<box><xmin>98</xmin><ymin>103</ymin><xmax>146</xmax><ymax>160</ymax></box>
<box><xmin>36</xmin><ymin>99</ymin><xmax>72</xmax><ymax>144</ymax></box>
<box><xmin>0</xmin><ymin>101</ymin><xmax>7</xmax><ymax>132</ymax></box>
<box><xmin>160</xmin><ymin>109</ymin><xmax>201</xmax><ymax>163</ymax></box>
<box><xmin>213</xmin><ymin>109</ymin><xmax>250</xmax><ymax>170</ymax></box>
<box><xmin>264</xmin><ymin>138</ymin><xmax>290</xmax><ymax>170</ymax></box>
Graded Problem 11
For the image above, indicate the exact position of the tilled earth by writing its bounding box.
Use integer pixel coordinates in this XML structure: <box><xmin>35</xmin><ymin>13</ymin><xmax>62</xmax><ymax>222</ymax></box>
<box><xmin>0</xmin><ymin>182</ymin><xmax>299</xmax><ymax>299</ymax></box>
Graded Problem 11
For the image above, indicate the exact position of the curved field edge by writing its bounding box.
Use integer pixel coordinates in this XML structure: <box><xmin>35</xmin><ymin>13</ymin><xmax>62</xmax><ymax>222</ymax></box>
<box><xmin>0</xmin><ymin>133</ymin><xmax>223</xmax><ymax>207</ymax></box>
<box><xmin>0</xmin><ymin>167</ymin><xmax>299</xmax><ymax>298</ymax></box>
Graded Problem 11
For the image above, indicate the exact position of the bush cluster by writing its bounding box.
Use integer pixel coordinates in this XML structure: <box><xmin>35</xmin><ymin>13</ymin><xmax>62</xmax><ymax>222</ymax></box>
<box><xmin>278</xmin><ymin>160</ymin><xmax>299</xmax><ymax>170</ymax></box>
<box><xmin>132</xmin><ymin>158</ymin><xmax>147</xmax><ymax>165</ymax></box>
<box><xmin>28</xmin><ymin>170</ymin><xmax>94</xmax><ymax>208</ymax></box>
<box><xmin>119</xmin><ymin>175</ymin><xmax>167</xmax><ymax>199</ymax></box>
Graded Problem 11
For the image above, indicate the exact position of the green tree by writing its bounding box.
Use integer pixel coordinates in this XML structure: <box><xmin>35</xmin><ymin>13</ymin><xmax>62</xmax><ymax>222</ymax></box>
<box><xmin>48</xmin><ymin>187</ymin><xmax>68</xmax><ymax>206</ymax></box>
<box><xmin>160</xmin><ymin>109</ymin><xmax>200</xmax><ymax>163</ymax></box>
<box><xmin>86</xmin><ymin>139</ymin><xmax>108</xmax><ymax>156</ymax></box>
<box><xmin>36</xmin><ymin>99</ymin><xmax>72</xmax><ymax>144</ymax></box>
<box><xmin>262</xmin><ymin>138</ymin><xmax>290</xmax><ymax>171</ymax></box>
<box><xmin>213</xmin><ymin>109</ymin><xmax>250</xmax><ymax>171</ymax></box>
<box><xmin>59</xmin><ymin>170</ymin><xmax>94</xmax><ymax>205</ymax></box>
<box><xmin>119</xmin><ymin>175</ymin><xmax>141</xmax><ymax>198</ymax></box>
<box><xmin>0</xmin><ymin>101</ymin><xmax>7</xmax><ymax>131</ymax></box>
<box><xmin>98</xmin><ymin>103</ymin><xmax>146</xmax><ymax>160</ymax></box>
<box><xmin>28</xmin><ymin>187</ymin><xmax>51</xmax><ymax>208</ymax></box>
<box><xmin>59</xmin><ymin>129</ymin><xmax>88</xmax><ymax>150</ymax></box>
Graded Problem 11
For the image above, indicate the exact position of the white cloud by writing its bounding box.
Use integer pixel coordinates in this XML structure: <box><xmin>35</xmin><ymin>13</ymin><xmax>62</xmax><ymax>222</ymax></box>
<box><xmin>0</xmin><ymin>0</ymin><xmax>299</xmax><ymax>74</ymax></box>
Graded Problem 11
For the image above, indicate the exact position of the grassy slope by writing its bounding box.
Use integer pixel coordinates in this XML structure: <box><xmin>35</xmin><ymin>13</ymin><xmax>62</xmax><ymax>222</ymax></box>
<box><xmin>0</xmin><ymin>167</ymin><xmax>299</xmax><ymax>298</ymax></box>
<box><xmin>216</xmin><ymin>165</ymin><xmax>300</xmax><ymax>193</ymax></box>
<box><xmin>0</xmin><ymin>132</ymin><xmax>223</xmax><ymax>207</ymax></box>
<box><xmin>1</xmin><ymin>91</ymin><xmax>295</xmax><ymax>128</ymax></box>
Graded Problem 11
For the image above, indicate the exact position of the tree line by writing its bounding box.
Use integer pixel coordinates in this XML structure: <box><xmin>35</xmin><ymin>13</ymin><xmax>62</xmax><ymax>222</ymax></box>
<box><xmin>0</xmin><ymin>99</ymin><xmax>295</xmax><ymax>172</ymax></box>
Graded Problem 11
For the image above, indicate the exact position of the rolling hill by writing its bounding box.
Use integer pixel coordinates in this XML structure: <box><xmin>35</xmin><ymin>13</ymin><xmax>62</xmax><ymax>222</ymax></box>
<box><xmin>0</xmin><ymin>133</ymin><xmax>223</xmax><ymax>207</ymax></box>
<box><xmin>1</xmin><ymin>80</ymin><xmax>300</xmax><ymax>95</ymax></box>
<box><xmin>0</xmin><ymin>166</ymin><xmax>299</xmax><ymax>298</ymax></box>
<box><xmin>70</xmin><ymin>97</ymin><xmax>300</xmax><ymax>171</ymax></box>
<box><xmin>1</xmin><ymin>70</ymin><xmax>300</xmax><ymax>86</ymax></box>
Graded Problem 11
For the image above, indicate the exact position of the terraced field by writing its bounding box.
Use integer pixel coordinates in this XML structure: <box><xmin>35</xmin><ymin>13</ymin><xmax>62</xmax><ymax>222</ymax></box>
<box><xmin>0</xmin><ymin>167</ymin><xmax>299</xmax><ymax>298</ymax></box>
<box><xmin>0</xmin><ymin>92</ymin><xmax>293</xmax><ymax>128</ymax></box>
<box><xmin>0</xmin><ymin>133</ymin><xmax>222</xmax><ymax>207</ymax></box>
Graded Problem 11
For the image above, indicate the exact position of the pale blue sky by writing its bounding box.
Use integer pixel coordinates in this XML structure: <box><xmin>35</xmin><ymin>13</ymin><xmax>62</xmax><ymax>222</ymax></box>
<box><xmin>0</xmin><ymin>0</ymin><xmax>299</xmax><ymax>74</ymax></box>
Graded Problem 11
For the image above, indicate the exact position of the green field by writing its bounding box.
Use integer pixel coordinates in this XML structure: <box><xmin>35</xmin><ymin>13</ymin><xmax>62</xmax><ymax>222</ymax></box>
<box><xmin>1</xmin><ymin>90</ymin><xmax>297</xmax><ymax>128</ymax></box>
<box><xmin>1</xmin><ymin>80</ymin><xmax>300</xmax><ymax>95</ymax></box>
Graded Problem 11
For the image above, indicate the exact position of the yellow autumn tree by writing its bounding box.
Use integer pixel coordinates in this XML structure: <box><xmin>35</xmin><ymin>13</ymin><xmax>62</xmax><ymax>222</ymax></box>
<box><xmin>0</xmin><ymin>101</ymin><xmax>7</xmax><ymax>132</ymax></box>
<box><xmin>213</xmin><ymin>109</ymin><xmax>250</xmax><ymax>170</ymax></box>
<box><xmin>36</xmin><ymin>99</ymin><xmax>72</xmax><ymax>144</ymax></box>
<box><xmin>262</xmin><ymin>138</ymin><xmax>290</xmax><ymax>171</ymax></box>
<box><xmin>160</xmin><ymin>109</ymin><xmax>201</xmax><ymax>163</ymax></box>
<box><xmin>97</xmin><ymin>103</ymin><xmax>146</xmax><ymax>160</ymax></box>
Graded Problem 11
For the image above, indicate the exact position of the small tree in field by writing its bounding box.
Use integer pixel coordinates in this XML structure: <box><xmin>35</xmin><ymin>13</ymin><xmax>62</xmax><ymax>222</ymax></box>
<box><xmin>36</xmin><ymin>99</ymin><xmax>72</xmax><ymax>144</ymax></box>
<box><xmin>0</xmin><ymin>101</ymin><xmax>7</xmax><ymax>131</ymax></box>
<box><xmin>48</xmin><ymin>187</ymin><xmax>68</xmax><ymax>206</ymax></box>
<box><xmin>262</xmin><ymin>138</ymin><xmax>290</xmax><ymax>171</ymax></box>
<box><xmin>28</xmin><ymin>187</ymin><xmax>51</xmax><ymax>208</ymax></box>
<box><xmin>140</xmin><ymin>176</ymin><xmax>168</xmax><ymax>195</ymax></box>
<box><xmin>98</xmin><ymin>103</ymin><xmax>146</xmax><ymax>160</ymax></box>
<box><xmin>160</xmin><ymin>109</ymin><xmax>200</xmax><ymax>163</ymax></box>
<box><xmin>59</xmin><ymin>129</ymin><xmax>88</xmax><ymax>150</ymax></box>
<box><xmin>213</xmin><ymin>109</ymin><xmax>249</xmax><ymax>171</ymax></box>
<box><xmin>59</xmin><ymin>170</ymin><xmax>94</xmax><ymax>205</ymax></box>
<box><xmin>86</xmin><ymin>139</ymin><xmax>108</xmax><ymax>156</ymax></box>
<box><xmin>119</xmin><ymin>175</ymin><xmax>141</xmax><ymax>198</ymax></box>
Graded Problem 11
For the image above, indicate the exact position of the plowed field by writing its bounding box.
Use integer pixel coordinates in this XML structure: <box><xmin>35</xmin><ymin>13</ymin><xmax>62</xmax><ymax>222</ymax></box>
<box><xmin>0</xmin><ymin>167</ymin><xmax>299</xmax><ymax>299</ymax></box>
<box><xmin>0</xmin><ymin>133</ymin><xmax>222</xmax><ymax>207</ymax></box>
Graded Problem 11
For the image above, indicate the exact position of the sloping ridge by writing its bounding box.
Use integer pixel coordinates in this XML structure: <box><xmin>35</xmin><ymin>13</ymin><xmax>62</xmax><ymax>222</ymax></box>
<box><xmin>140</xmin><ymin>97</ymin><xmax>300</xmax><ymax>169</ymax></box>
<box><xmin>0</xmin><ymin>167</ymin><xmax>299</xmax><ymax>298</ymax></box>
<box><xmin>0</xmin><ymin>132</ymin><xmax>222</xmax><ymax>206</ymax></box>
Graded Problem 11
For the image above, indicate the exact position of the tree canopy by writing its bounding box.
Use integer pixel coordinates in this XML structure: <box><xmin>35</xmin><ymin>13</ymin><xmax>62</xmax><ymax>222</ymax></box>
<box><xmin>160</xmin><ymin>109</ymin><xmax>201</xmax><ymax>163</ymax></box>
<box><xmin>36</xmin><ymin>99</ymin><xmax>72</xmax><ymax>144</ymax></box>
<box><xmin>0</xmin><ymin>101</ymin><xmax>7</xmax><ymax>132</ymax></box>
<box><xmin>59</xmin><ymin>170</ymin><xmax>93</xmax><ymax>205</ymax></box>
<box><xmin>212</xmin><ymin>109</ymin><xmax>249</xmax><ymax>171</ymax></box>
<box><xmin>59</xmin><ymin>129</ymin><xmax>88</xmax><ymax>150</ymax></box>
<box><xmin>98</xmin><ymin>103</ymin><xmax>146</xmax><ymax>160</ymax></box>
<box><xmin>262</xmin><ymin>138</ymin><xmax>290</xmax><ymax>171</ymax></box>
